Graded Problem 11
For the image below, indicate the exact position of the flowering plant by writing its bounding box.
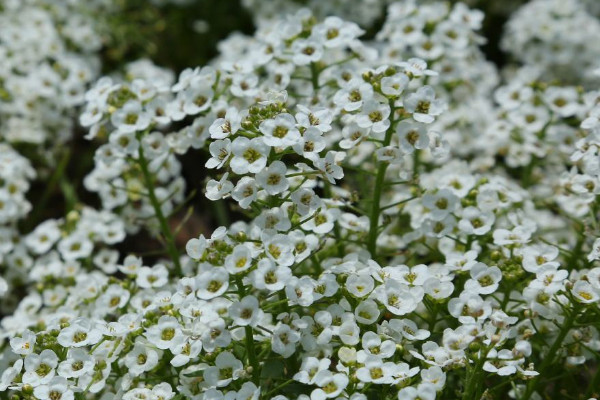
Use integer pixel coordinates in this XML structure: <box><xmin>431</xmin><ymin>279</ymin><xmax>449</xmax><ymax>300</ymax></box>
<box><xmin>1</xmin><ymin>1</ymin><xmax>600</xmax><ymax>400</ymax></box>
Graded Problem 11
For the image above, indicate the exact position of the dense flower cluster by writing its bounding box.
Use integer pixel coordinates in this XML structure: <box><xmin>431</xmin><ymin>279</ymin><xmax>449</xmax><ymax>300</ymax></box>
<box><xmin>241</xmin><ymin>0</ymin><xmax>388</xmax><ymax>28</ymax></box>
<box><xmin>2</xmin><ymin>2</ymin><xmax>600</xmax><ymax>400</ymax></box>
<box><xmin>0</xmin><ymin>0</ymin><xmax>102</xmax><ymax>146</ymax></box>
<box><xmin>501</xmin><ymin>0</ymin><xmax>600</xmax><ymax>85</ymax></box>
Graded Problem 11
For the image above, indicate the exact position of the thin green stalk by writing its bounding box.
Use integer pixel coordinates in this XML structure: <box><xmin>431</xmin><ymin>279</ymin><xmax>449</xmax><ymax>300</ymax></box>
<box><xmin>324</xmin><ymin>183</ymin><xmax>344</xmax><ymax>257</ymax></box>
<box><xmin>585</xmin><ymin>363</ymin><xmax>600</xmax><ymax>398</ymax></box>
<box><xmin>137</xmin><ymin>143</ymin><xmax>182</xmax><ymax>276</ymax></box>
<box><xmin>310</xmin><ymin>62</ymin><xmax>320</xmax><ymax>91</ymax></box>
<box><xmin>25</xmin><ymin>148</ymin><xmax>71</xmax><ymax>231</ymax></box>
<box><xmin>462</xmin><ymin>342</ymin><xmax>495</xmax><ymax>400</ymax></box>
<box><xmin>520</xmin><ymin>306</ymin><xmax>580</xmax><ymax>400</ymax></box>
<box><xmin>367</xmin><ymin>102</ymin><xmax>396</xmax><ymax>257</ymax></box>
<box><xmin>212</xmin><ymin>197</ymin><xmax>230</xmax><ymax>227</ymax></box>
<box><xmin>235</xmin><ymin>276</ymin><xmax>260</xmax><ymax>385</ymax></box>
<box><xmin>265</xmin><ymin>378</ymin><xmax>295</xmax><ymax>398</ymax></box>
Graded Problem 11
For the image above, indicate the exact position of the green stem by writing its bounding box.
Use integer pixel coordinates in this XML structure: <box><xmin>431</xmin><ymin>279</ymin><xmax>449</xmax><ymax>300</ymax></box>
<box><xmin>310</xmin><ymin>62</ymin><xmax>320</xmax><ymax>91</ymax></box>
<box><xmin>265</xmin><ymin>378</ymin><xmax>295</xmax><ymax>397</ymax></box>
<box><xmin>137</xmin><ymin>142</ymin><xmax>182</xmax><ymax>276</ymax></box>
<box><xmin>213</xmin><ymin>198</ymin><xmax>230</xmax><ymax>227</ymax></box>
<box><xmin>585</xmin><ymin>362</ymin><xmax>600</xmax><ymax>398</ymax></box>
<box><xmin>235</xmin><ymin>276</ymin><xmax>259</xmax><ymax>385</ymax></box>
<box><xmin>25</xmin><ymin>148</ymin><xmax>71</xmax><ymax>231</ymax></box>
<box><xmin>324</xmin><ymin>183</ymin><xmax>344</xmax><ymax>257</ymax></box>
<box><xmin>462</xmin><ymin>342</ymin><xmax>494</xmax><ymax>400</ymax></box>
<box><xmin>521</xmin><ymin>306</ymin><xmax>579</xmax><ymax>400</ymax></box>
<box><xmin>367</xmin><ymin>102</ymin><xmax>396</xmax><ymax>258</ymax></box>
<box><xmin>413</xmin><ymin>149</ymin><xmax>421</xmax><ymax>175</ymax></box>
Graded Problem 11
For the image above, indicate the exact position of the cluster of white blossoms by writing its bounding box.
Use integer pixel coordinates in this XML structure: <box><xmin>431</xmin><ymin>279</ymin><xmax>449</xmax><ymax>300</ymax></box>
<box><xmin>0</xmin><ymin>0</ymin><xmax>103</xmax><ymax>146</ymax></box>
<box><xmin>241</xmin><ymin>0</ymin><xmax>388</xmax><ymax>29</ymax></box>
<box><xmin>501</xmin><ymin>0</ymin><xmax>600</xmax><ymax>85</ymax></box>
<box><xmin>0</xmin><ymin>145</ymin><xmax>35</xmax><ymax>271</ymax></box>
<box><xmin>376</xmin><ymin>1</ymin><xmax>499</xmax><ymax>162</ymax></box>
<box><xmin>2</xmin><ymin>2</ymin><xmax>600</xmax><ymax>400</ymax></box>
<box><xmin>80</xmin><ymin>60</ymin><xmax>182</xmax><ymax>234</ymax></box>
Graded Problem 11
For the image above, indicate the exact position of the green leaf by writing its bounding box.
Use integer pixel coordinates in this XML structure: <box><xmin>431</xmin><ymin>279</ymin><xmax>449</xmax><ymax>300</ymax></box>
<box><xmin>261</xmin><ymin>359</ymin><xmax>285</xmax><ymax>380</ymax></box>
<box><xmin>183</xmin><ymin>370</ymin><xmax>205</xmax><ymax>378</ymax></box>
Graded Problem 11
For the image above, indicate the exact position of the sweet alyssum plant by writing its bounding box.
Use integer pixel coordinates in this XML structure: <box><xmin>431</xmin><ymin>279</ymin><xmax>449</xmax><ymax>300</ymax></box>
<box><xmin>1</xmin><ymin>2</ymin><xmax>600</xmax><ymax>400</ymax></box>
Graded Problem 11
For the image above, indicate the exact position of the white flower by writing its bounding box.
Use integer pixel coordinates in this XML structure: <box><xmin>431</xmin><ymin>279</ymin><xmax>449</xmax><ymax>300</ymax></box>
<box><xmin>356</xmin><ymin>355</ymin><xmax>397</xmax><ymax>384</ymax></box>
<box><xmin>572</xmin><ymin>280</ymin><xmax>599</xmax><ymax>304</ymax></box>
<box><xmin>354</xmin><ymin>299</ymin><xmax>380</xmax><ymax>325</ymax></box>
<box><xmin>397</xmin><ymin>383</ymin><xmax>436</xmax><ymax>400</ymax></box>
<box><xmin>294</xmin><ymin>357</ymin><xmax>331</xmax><ymax>384</ymax></box>
<box><xmin>396</xmin><ymin>120</ymin><xmax>429</xmax><ymax>153</ymax></box>
<box><xmin>109</xmin><ymin>130</ymin><xmax>139</xmax><ymax>156</ymax></box>
<box><xmin>230</xmin><ymin>137</ymin><xmax>269</xmax><ymax>174</ymax></box>
<box><xmin>57</xmin><ymin>318</ymin><xmax>103</xmax><ymax>348</ymax></box>
<box><xmin>373</xmin><ymin>280</ymin><xmax>419</xmax><ymax>316</ymax></box>
<box><xmin>295</xmin><ymin>105</ymin><xmax>332</xmax><ymax>133</ymax></box>
<box><xmin>314</xmin><ymin>151</ymin><xmax>344</xmax><ymax>184</ymax></box>
<box><xmin>272</xmin><ymin>323</ymin><xmax>301</xmax><ymax>358</ymax></box>
<box><xmin>250</xmin><ymin>258</ymin><xmax>292</xmax><ymax>291</ymax></box>
<box><xmin>458</xmin><ymin>207</ymin><xmax>495</xmax><ymax>235</ymax></box>
<box><xmin>205</xmin><ymin>139</ymin><xmax>231</xmax><ymax>169</ymax></box>
<box><xmin>464</xmin><ymin>263</ymin><xmax>502</xmax><ymax>295</ymax></box>
<box><xmin>111</xmin><ymin>100</ymin><xmax>151</xmax><ymax>133</ymax></box>
<box><xmin>521</xmin><ymin>244</ymin><xmax>560</xmax><ymax>273</ymax></box>
<box><xmin>529</xmin><ymin>266</ymin><xmax>567</xmax><ymax>294</ymax></box>
<box><xmin>10</xmin><ymin>329</ymin><xmax>36</xmax><ymax>355</ymax></box>
<box><xmin>196</xmin><ymin>267</ymin><xmax>230</xmax><ymax>299</ymax></box>
<box><xmin>232</xmin><ymin>177</ymin><xmax>258</xmax><ymax>209</ymax></box>
<box><xmin>291</xmin><ymin>188</ymin><xmax>322</xmax><ymax>216</ymax></box>
<box><xmin>146</xmin><ymin>316</ymin><xmax>186</xmax><ymax>351</ymax></box>
<box><xmin>57</xmin><ymin>349</ymin><xmax>94</xmax><ymax>379</ymax></box>
<box><xmin>0</xmin><ymin>359</ymin><xmax>22</xmax><ymax>391</ymax></box>
<box><xmin>389</xmin><ymin>318</ymin><xmax>430</xmax><ymax>341</ymax></box>
<box><xmin>302</xmin><ymin>208</ymin><xmax>340</xmax><ymax>235</ymax></box>
<box><xmin>404</xmin><ymin>86</ymin><xmax>444</xmax><ymax>124</ymax></box>
<box><xmin>152</xmin><ymin>382</ymin><xmax>176</xmax><ymax>400</ymax></box>
<box><xmin>312</xmin><ymin>16</ymin><xmax>363</xmax><ymax>48</ymax></box>
<box><xmin>340</xmin><ymin>124</ymin><xmax>370</xmax><ymax>149</ymax></box>
<box><xmin>397</xmin><ymin>58</ymin><xmax>437</xmax><ymax>77</ymax></box>
<box><xmin>136</xmin><ymin>264</ymin><xmax>169</xmax><ymax>289</ymax></box>
<box><xmin>424</xmin><ymin>278</ymin><xmax>454</xmax><ymax>300</ymax></box>
<box><xmin>293</xmin><ymin>127</ymin><xmax>326</xmax><ymax>160</ymax></box>
<box><xmin>236</xmin><ymin>382</ymin><xmax>260</xmax><ymax>400</ymax></box>
<box><xmin>421</xmin><ymin>366</ymin><xmax>446</xmax><ymax>390</ymax></box>
<box><xmin>123</xmin><ymin>342</ymin><xmax>161</xmax><ymax>377</ymax></box>
<box><xmin>206</xmin><ymin>173</ymin><xmax>234</xmax><ymax>201</ymax></box>
<box><xmin>448</xmin><ymin>291</ymin><xmax>492</xmax><ymax>324</ymax></box>
<box><xmin>334</xmin><ymin>80</ymin><xmax>374</xmax><ymax>112</ymax></box>
<box><xmin>204</xmin><ymin>352</ymin><xmax>244</xmax><ymax>387</ymax></box>
<box><xmin>259</xmin><ymin>114</ymin><xmax>301</xmax><ymax>147</ymax></box>
<box><xmin>291</xmin><ymin>39</ymin><xmax>323</xmax><ymax>66</ymax></box>
<box><xmin>181</xmin><ymin>80</ymin><xmax>213</xmax><ymax>115</ymax></box>
<box><xmin>33</xmin><ymin>377</ymin><xmax>74</xmax><ymax>400</ymax></box>
<box><xmin>230</xmin><ymin>295</ymin><xmax>263</xmax><ymax>327</ymax></box>
<box><xmin>356</xmin><ymin>100</ymin><xmax>391</xmax><ymax>133</ymax></box>
<box><xmin>119</xmin><ymin>254</ymin><xmax>143</xmax><ymax>275</ymax></box>
<box><xmin>359</xmin><ymin>331</ymin><xmax>396</xmax><ymax>360</ymax></box>
<box><xmin>311</xmin><ymin>371</ymin><xmax>348</xmax><ymax>399</ymax></box>
<box><xmin>381</xmin><ymin>73</ymin><xmax>409</xmax><ymax>97</ymax></box>
<box><xmin>23</xmin><ymin>349</ymin><xmax>59</xmax><ymax>385</ymax></box>
<box><xmin>25</xmin><ymin>220</ymin><xmax>61</xmax><ymax>254</ymax></box>
<box><xmin>263</xmin><ymin>233</ymin><xmax>295</xmax><ymax>267</ymax></box>
<box><xmin>256</xmin><ymin>161</ymin><xmax>289</xmax><ymax>195</ymax></box>
<box><xmin>230</xmin><ymin>74</ymin><xmax>259</xmax><ymax>98</ymax></box>
<box><xmin>57</xmin><ymin>234</ymin><xmax>93</xmax><ymax>261</ymax></box>
<box><xmin>345</xmin><ymin>272</ymin><xmax>375</xmax><ymax>298</ymax></box>
<box><xmin>224</xmin><ymin>244</ymin><xmax>253</xmax><ymax>274</ymax></box>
